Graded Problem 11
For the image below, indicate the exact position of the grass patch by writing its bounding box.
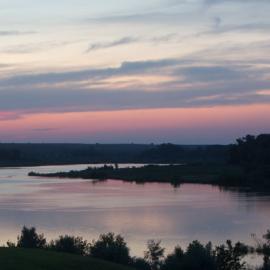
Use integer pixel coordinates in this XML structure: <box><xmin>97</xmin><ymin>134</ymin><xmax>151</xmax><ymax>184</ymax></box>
<box><xmin>0</xmin><ymin>248</ymin><xmax>135</xmax><ymax>270</ymax></box>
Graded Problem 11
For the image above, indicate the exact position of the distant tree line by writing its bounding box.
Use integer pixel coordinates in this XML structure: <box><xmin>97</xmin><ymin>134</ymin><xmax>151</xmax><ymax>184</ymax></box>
<box><xmin>29</xmin><ymin>134</ymin><xmax>270</xmax><ymax>189</ymax></box>
<box><xmin>138</xmin><ymin>144</ymin><xmax>228</xmax><ymax>164</ymax></box>
<box><xmin>1</xmin><ymin>134</ymin><xmax>269</xmax><ymax>167</ymax></box>
<box><xmin>6</xmin><ymin>226</ymin><xmax>270</xmax><ymax>270</ymax></box>
<box><xmin>0</xmin><ymin>143</ymin><xmax>229</xmax><ymax>166</ymax></box>
<box><xmin>0</xmin><ymin>148</ymin><xmax>22</xmax><ymax>161</ymax></box>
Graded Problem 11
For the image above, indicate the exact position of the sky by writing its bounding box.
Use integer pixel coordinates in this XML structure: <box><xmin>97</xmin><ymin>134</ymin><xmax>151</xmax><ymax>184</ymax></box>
<box><xmin>0</xmin><ymin>0</ymin><xmax>270</xmax><ymax>144</ymax></box>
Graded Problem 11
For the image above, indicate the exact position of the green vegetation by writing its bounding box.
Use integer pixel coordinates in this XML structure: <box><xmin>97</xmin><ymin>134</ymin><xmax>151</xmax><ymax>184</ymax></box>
<box><xmin>0</xmin><ymin>143</ymin><xmax>228</xmax><ymax>167</ymax></box>
<box><xmin>89</xmin><ymin>232</ymin><xmax>130</xmax><ymax>265</ymax></box>
<box><xmin>16</xmin><ymin>226</ymin><xmax>46</xmax><ymax>249</ymax></box>
<box><xmin>0</xmin><ymin>248</ymin><xmax>134</xmax><ymax>270</ymax></box>
<box><xmin>28</xmin><ymin>162</ymin><xmax>262</xmax><ymax>188</ymax></box>
<box><xmin>227</xmin><ymin>134</ymin><xmax>270</xmax><ymax>187</ymax></box>
<box><xmin>4</xmin><ymin>226</ymin><xmax>270</xmax><ymax>270</ymax></box>
<box><xmin>29</xmin><ymin>164</ymin><xmax>226</xmax><ymax>185</ymax></box>
<box><xmin>29</xmin><ymin>134</ymin><xmax>270</xmax><ymax>189</ymax></box>
<box><xmin>49</xmin><ymin>235</ymin><xmax>88</xmax><ymax>255</ymax></box>
<box><xmin>144</xmin><ymin>240</ymin><xmax>165</xmax><ymax>270</ymax></box>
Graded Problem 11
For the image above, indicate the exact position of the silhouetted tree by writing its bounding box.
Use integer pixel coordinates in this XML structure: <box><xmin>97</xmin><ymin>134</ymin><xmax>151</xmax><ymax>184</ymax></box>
<box><xmin>17</xmin><ymin>226</ymin><xmax>46</xmax><ymax>249</ymax></box>
<box><xmin>215</xmin><ymin>240</ymin><xmax>248</xmax><ymax>270</ymax></box>
<box><xmin>6</xmin><ymin>240</ymin><xmax>16</xmax><ymax>248</ymax></box>
<box><xmin>256</xmin><ymin>231</ymin><xmax>270</xmax><ymax>270</ymax></box>
<box><xmin>144</xmin><ymin>240</ymin><xmax>165</xmax><ymax>270</ymax></box>
<box><xmin>130</xmin><ymin>257</ymin><xmax>151</xmax><ymax>270</ymax></box>
<box><xmin>162</xmin><ymin>246</ymin><xmax>184</xmax><ymax>270</ymax></box>
<box><xmin>90</xmin><ymin>232</ymin><xmax>130</xmax><ymax>265</ymax></box>
<box><xmin>49</xmin><ymin>235</ymin><xmax>87</xmax><ymax>255</ymax></box>
<box><xmin>230</xmin><ymin>134</ymin><xmax>270</xmax><ymax>167</ymax></box>
<box><xmin>182</xmin><ymin>241</ymin><xmax>216</xmax><ymax>270</ymax></box>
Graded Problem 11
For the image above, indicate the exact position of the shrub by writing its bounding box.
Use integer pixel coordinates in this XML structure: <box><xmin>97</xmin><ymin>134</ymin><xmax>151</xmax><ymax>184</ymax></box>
<box><xmin>144</xmin><ymin>240</ymin><xmax>165</xmax><ymax>270</ymax></box>
<box><xmin>215</xmin><ymin>240</ymin><xmax>248</xmax><ymax>270</ymax></box>
<box><xmin>162</xmin><ymin>246</ymin><xmax>184</xmax><ymax>270</ymax></box>
<box><xmin>130</xmin><ymin>257</ymin><xmax>151</xmax><ymax>270</ymax></box>
<box><xmin>49</xmin><ymin>235</ymin><xmax>88</xmax><ymax>255</ymax></box>
<box><xmin>182</xmin><ymin>241</ymin><xmax>216</xmax><ymax>270</ymax></box>
<box><xmin>90</xmin><ymin>232</ymin><xmax>130</xmax><ymax>265</ymax></box>
<box><xmin>17</xmin><ymin>226</ymin><xmax>46</xmax><ymax>249</ymax></box>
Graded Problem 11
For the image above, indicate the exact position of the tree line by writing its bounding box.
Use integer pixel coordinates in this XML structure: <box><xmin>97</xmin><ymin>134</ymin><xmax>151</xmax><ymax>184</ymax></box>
<box><xmin>0</xmin><ymin>134</ymin><xmax>269</xmax><ymax>167</ymax></box>
<box><xmin>222</xmin><ymin>134</ymin><xmax>270</xmax><ymax>187</ymax></box>
<box><xmin>229</xmin><ymin>134</ymin><xmax>270</xmax><ymax>167</ymax></box>
<box><xmin>0</xmin><ymin>143</ymin><xmax>229</xmax><ymax>166</ymax></box>
<box><xmin>5</xmin><ymin>226</ymin><xmax>270</xmax><ymax>270</ymax></box>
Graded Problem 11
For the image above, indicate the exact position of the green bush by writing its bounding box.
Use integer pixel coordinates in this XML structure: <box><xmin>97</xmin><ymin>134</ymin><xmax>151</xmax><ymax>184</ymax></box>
<box><xmin>49</xmin><ymin>235</ymin><xmax>88</xmax><ymax>255</ymax></box>
<box><xmin>17</xmin><ymin>226</ymin><xmax>46</xmax><ymax>249</ymax></box>
<box><xmin>90</xmin><ymin>232</ymin><xmax>130</xmax><ymax>265</ymax></box>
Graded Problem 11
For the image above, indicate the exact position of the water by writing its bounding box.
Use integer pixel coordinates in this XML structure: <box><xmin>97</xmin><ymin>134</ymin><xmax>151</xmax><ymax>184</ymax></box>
<box><xmin>0</xmin><ymin>164</ymin><xmax>269</xmax><ymax>264</ymax></box>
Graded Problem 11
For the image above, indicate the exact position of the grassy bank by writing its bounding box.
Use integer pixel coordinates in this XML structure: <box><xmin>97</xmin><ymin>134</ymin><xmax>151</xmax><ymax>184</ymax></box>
<box><xmin>0</xmin><ymin>248</ymin><xmax>134</xmax><ymax>270</ymax></box>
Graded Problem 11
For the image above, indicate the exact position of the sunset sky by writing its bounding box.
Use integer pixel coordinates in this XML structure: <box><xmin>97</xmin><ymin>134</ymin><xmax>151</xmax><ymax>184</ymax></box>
<box><xmin>0</xmin><ymin>0</ymin><xmax>270</xmax><ymax>144</ymax></box>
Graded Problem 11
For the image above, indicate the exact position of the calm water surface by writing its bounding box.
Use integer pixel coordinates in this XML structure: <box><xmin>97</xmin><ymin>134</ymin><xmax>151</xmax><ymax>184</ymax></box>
<box><xmin>0</xmin><ymin>164</ymin><xmax>269</xmax><ymax>261</ymax></box>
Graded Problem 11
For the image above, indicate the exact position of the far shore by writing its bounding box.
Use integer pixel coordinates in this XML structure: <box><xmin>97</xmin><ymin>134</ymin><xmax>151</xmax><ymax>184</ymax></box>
<box><xmin>28</xmin><ymin>163</ymin><xmax>265</xmax><ymax>190</ymax></box>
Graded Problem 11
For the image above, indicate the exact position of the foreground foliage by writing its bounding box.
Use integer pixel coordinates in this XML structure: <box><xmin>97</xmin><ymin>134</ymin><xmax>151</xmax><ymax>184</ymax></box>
<box><xmin>16</xmin><ymin>226</ymin><xmax>46</xmax><ymax>249</ymax></box>
<box><xmin>0</xmin><ymin>248</ymin><xmax>134</xmax><ymax>270</ymax></box>
<box><xmin>5</xmin><ymin>226</ymin><xmax>270</xmax><ymax>270</ymax></box>
<box><xmin>89</xmin><ymin>232</ymin><xmax>130</xmax><ymax>265</ymax></box>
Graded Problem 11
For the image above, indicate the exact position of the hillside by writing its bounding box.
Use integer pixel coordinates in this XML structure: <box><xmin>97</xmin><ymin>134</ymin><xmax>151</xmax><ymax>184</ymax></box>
<box><xmin>0</xmin><ymin>248</ymin><xmax>135</xmax><ymax>270</ymax></box>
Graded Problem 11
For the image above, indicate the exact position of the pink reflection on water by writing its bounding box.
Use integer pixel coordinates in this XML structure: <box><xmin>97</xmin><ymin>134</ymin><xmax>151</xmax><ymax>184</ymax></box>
<box><xmin>0</xmin><ymin>165</ymin><xmax>270</xmax><ymax>262</ymax></box>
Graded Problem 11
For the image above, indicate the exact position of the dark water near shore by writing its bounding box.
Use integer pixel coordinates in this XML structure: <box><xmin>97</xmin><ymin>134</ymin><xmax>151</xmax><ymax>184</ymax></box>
<box><xmin>0</xmin><ymin>164</ymin><xmax>269</xmax><ymax>266</ymax></box>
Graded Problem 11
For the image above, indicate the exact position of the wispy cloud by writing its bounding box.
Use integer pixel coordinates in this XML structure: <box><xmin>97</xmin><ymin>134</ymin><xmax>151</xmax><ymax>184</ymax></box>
<box><xmin>203</xmin><ymin>0</ymin><xmax>270</xmax><ymax>6</ymax></box>
<box><xmin>86</xmin><ymin>36</ymin><xmax>138</xmax><ymax>52</ymax></box>
<box><xmin>0</xmin><ymin>30</ymin><xmax>36</xmax><ymax>36</ymax></box>
<box><xmin>1</xmin><ymin>0</ymin><xmax>270</xmax><ymax>122</ymax></box>
<box><xmin>203</xmin><ymin>22</ymin><xmax>270</xmax><ymax>36</ymax></box>
<box><xmin>32</xmin><ymin>128</ymin><xmax>58</xmax><ymax>132</ymax></box>
<box><xmin>0</xmin><ymin>84</ymin><xmax>269</xmax><ymax>119</ymax></box>
<box><xmin>86</xmin><ymin>11</ymin><xmax>190</xmax><ymax>25</ymax></box>
<box><xmin>85</xmin><ymin>33</ymin><xmax>179</xmax><ymax>53</ymax></box>
<box><xmin>0</xmin><ymin>54</ymin><xmax>270</xmax><ymax>118</ymax></box>
<box><xmin>0</xmin><ymin>58</ymin><xmax>180</xmax><ymax>87</ymax></box>
<box><xmin>150</xmin><ymin>33</ymin><xmax>178</xmax><ymax>43</ymax></box>
<box><xmin>1</xmin><ymin>40</ymin><xmax>81</xmax><ymax>54</ymax></box>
